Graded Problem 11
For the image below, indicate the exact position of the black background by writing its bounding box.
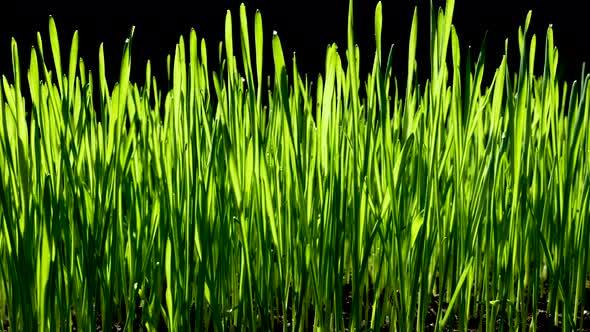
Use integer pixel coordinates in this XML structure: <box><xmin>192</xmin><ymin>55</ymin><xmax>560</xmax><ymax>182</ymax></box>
<box><xmin>0</xmin><ymin>0</ymin><xmax>587</xmax><ymax>88</ymax></box>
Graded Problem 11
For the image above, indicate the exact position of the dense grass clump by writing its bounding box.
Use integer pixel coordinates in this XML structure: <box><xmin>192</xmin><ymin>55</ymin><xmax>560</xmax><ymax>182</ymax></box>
<box><xmin>1</xmin><ymin>0</ymin><xmax>589</xmax><ymax>330</ymax></box>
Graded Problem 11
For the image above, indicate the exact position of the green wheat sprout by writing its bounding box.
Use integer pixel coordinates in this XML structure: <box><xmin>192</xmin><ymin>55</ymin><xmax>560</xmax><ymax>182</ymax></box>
<box><xmin>0</xmin><ymin>0</ymin><xmax>589</xmax><ymax>331</ymax></box>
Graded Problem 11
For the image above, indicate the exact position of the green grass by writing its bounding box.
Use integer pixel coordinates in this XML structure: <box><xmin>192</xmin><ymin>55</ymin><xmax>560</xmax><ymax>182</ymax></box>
<box><xmin>1</xmin><ymin>0</ymin><xmax>589</xmax><ymax>331</ymax></box>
